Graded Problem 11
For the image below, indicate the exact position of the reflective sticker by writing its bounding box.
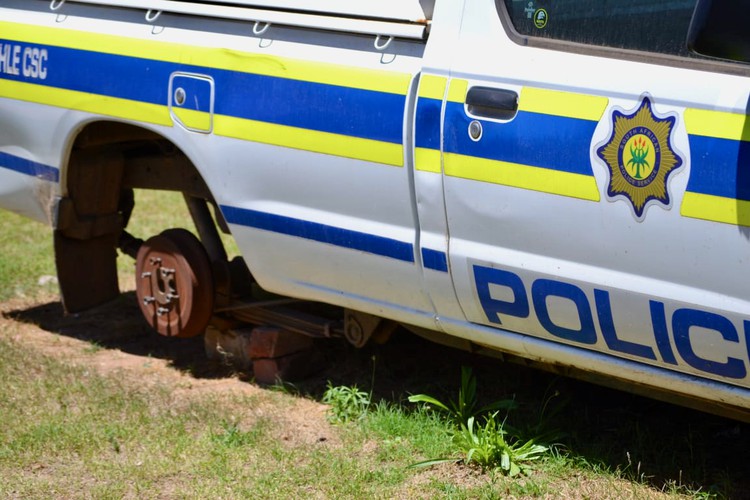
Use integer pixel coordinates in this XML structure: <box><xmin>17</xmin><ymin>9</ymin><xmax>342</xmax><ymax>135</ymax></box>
<box><xmin>596</xmin><ymin>95</ymin><xmax>684</xmax><ymax>220</ymax></box>
<box><xmin>444</xmin><ymin>80</ymin><xmax>607</xmax><ymax>201</ymax></box>
<box><xmin>415</xmin><ymin>74</ymin><xmax>447</xmax><ymax>173</ymax></box>
<box><xmin>533</xmin><ymin>8</ymin><xmax>548</xmax><ymax>29</ymax></box>
<box><xmin>0</xmin><ymin>21</ymin><xmax>412</xmax><ymax>168</ymax></box>
<box><xmin>682</xmin><ymin>108</ymin><xmax>750</xmax><ymax>226</ymax></box>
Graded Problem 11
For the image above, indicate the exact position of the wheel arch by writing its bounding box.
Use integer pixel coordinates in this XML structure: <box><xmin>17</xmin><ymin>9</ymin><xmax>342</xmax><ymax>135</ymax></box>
<box><xmin>55</xmin><ymin>119</ymin><xmax>216</xmax><ymax>313</ymax></box>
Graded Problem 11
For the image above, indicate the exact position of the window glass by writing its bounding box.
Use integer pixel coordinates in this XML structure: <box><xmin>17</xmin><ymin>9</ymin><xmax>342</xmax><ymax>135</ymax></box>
<box><xmin>502</xmin><ymin>0</ymin><xmax>698</xmax><ymax>57</ymax></box>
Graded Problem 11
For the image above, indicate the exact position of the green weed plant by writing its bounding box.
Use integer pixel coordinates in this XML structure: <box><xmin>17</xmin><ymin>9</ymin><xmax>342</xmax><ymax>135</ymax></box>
<box><xmin>454</xmin><ymin>413</ymin><xmax>547</xmax><ymax>476</ymax></box>
<box><xmin>408</xmin><ymin>367</ymin><xmax>549</xmax><ymax>476</ymax></box>
<box><xmin>322</xmin><ymin>382</ymin><xmax>371</xmax><ymax>423</ymax></box>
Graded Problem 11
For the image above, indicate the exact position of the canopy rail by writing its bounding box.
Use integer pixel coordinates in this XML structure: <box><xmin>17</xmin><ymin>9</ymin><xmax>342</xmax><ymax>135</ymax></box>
<box><xmin>49</xmin><ymin>0</ymin><xmax>429</xmax><ymax>40</ymax></box>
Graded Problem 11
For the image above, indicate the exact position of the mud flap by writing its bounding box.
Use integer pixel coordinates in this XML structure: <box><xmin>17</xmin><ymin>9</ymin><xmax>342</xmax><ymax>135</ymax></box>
<box><xmin>54</xmin><ymin>230</ymin><xmax>120</xmax><ymax>313</ymax></box>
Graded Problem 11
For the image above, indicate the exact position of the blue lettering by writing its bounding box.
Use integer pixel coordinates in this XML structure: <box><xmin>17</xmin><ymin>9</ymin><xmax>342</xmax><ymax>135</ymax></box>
<box><xmin>474</xmin><ymin>265</ymin><xmax>529</xmax><ymax>325</ymax></box>
<box><xmin>0</xmin><ymin>44</ymin><xmax>11</xmax><ymax>75</ymax></box>
<box><xmin>595</xmin><ymin>289</ymin><xmax>656</xmax><ymax>360</ymax></box>
<box><xmin>473</xmin><ymin>264</ymin><xmax>749</xmax><ymax>380</ymax></box>
<box><xmin>649</xmin><ymin>300</ymin><xmax>678</xmax><ymax>365</ymax></box>
<box><xmin>673</xmin><ymin>309</ymin><xmax>746</xmax><ymax>379</ymax></box>
<box><xmin>532</xmin><ymin>279</ymin><xmax>597</xmax><ymax>345</ymax></box>
<box><xmin>11</xmin><ymin>45</ymin><xmax>20</xmax><ymax>76</ymax></box>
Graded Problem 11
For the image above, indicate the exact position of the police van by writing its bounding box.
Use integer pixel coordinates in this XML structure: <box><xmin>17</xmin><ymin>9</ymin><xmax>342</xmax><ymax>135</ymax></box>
<box><xmin>1</xmin><ymin>0</ymin><xmax>749</xmax><ymax>421</ymax></box>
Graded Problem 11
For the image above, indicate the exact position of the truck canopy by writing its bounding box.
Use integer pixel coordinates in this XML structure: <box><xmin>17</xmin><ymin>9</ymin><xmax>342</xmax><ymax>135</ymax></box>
<box><xmin>185</xmin><ymin>0</ymin><xmax>433</xmax><ymax>23</ymax></box>
<box><xmin>58</xmin><ymin>0</ymin><xmax>432</xmax><ymax>39</ymax></box>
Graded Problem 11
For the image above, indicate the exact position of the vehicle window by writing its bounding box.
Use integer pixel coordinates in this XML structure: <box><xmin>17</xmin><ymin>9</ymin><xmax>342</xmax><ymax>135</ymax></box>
<box><xmin>501</xmin><ymin>0</ymin><xmax>698</xmax><ymax>57</ymax></box>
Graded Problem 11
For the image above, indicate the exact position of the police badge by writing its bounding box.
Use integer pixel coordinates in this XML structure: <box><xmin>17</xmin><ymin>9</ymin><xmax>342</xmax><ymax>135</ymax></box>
<box><xmin>596</xmin><ymin>96</ymin><xmax>683</xmax><ymax>220</ymax></box>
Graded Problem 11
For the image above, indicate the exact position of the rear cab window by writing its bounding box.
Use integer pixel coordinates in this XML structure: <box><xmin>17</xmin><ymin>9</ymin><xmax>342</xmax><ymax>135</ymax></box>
<box><xmin>503</xmin><ymin>0</ymin><xmax>696</xmax><ymax>55</ymax></box>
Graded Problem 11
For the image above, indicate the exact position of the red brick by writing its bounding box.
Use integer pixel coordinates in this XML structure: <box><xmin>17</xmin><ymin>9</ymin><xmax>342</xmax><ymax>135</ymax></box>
<box><xmin>247</xmin><ymin>327</ymin><xmax>313</xmax><ymax>359</ymax></box>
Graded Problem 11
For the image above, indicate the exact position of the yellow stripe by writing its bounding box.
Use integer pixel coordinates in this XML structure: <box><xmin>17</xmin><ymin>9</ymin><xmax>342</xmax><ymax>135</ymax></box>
<box><xmin>684</xmin><ymin>108</ymin><xmax>750</xmax><ymax>141</ymax></box>
<box><xmin>0</xmin><ymin>80</ymin><xmax>401</xmax><ymax>166</ymax></box>
<box><xmin>444</xmin><ymin>153</ymin><xmax>600</xmax><ymax>201</ymax></box>
<box><xmin>447</xmin><ymin>79</ymin><xmax>468</xmax><ymax>103</ymax></box>
<box><xmin>0</xmin><ymin>21</ymin><xmax>411</xmax><ymax>95</ymax></box>
<box><xmin>681</xmin><ymin>192</ymin><xmax>750</xmax><ymax>226</ymax></box>
<box><xmin>418</xmin><ymin>75</ymin><xmax>447</xmax><ymax>101</ymax></box>
<box><xmin>171</xmin><ymin>108</ymin><xmax>212</xmax><ymax>132</ymax></box>
<box><xmin>519</xmin><ymin>87</ymin><xmax>608</xmax><ymax>121</ymax></box>
<box><xmin>415</xmin><ymin>147</ymin><xmax>441</xmax><ymax>173</ymax></box>
<box><xmin>215</xmin><ymin>115</ymin><xmax>403</xmax><ymax>167</ymax></box>
<box><xmin>0</xmin><ymin>79</ymin><xmax>171</xmax><ymax>126</ymax></box>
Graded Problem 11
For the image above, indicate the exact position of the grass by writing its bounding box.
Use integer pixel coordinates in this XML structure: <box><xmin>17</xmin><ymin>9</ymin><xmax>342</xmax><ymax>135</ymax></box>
<box><xmin>1</xmin><ymin>189</ymin><xmax>748</xmax><ymax>498</ymax></box>
<box><xmin>0</xmin><ymin>213</ymin><xmax>56</xmax><ymax>302</ymax></box>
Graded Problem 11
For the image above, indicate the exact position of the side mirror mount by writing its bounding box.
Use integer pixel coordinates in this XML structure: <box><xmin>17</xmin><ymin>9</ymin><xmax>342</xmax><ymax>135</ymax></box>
<box><xmin>688</xmin><ymin>0</ymin><xmax>750</xmax><ymax>64</ymax></box>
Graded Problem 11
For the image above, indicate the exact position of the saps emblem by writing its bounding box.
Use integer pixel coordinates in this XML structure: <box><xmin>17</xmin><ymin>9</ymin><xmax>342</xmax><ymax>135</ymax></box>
<box><xmin>596</xmin><ymin>96</ymin><xmax>683</xmax><ymax>220</ymax></box>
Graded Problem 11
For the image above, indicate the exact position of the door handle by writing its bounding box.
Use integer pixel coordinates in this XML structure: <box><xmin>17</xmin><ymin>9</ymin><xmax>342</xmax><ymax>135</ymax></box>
<box><xmin>466</xmin><ymin>87</ymin><xmax>518</xmax><ymax>120</ymax></box>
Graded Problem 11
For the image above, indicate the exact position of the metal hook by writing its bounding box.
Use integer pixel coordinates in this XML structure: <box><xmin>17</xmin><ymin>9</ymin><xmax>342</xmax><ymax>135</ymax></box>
<box><xmin>253</xmin><ymin>21</ymin><xmax>271</xmax><ymax>35</ymax></box>
<box><xmin>50</xmin><ymin>0</ymin><xmax>65</xmax><ymax>11</ymax></box>
<box><xmin>374</xmin><ymin>35</ymin><xmax>393</xmax><ymax>51</ymax></box>
<box><xmin>145</xmin><ymin>10</ymin><xmax>162</xmax><ymax>23</ymax></box>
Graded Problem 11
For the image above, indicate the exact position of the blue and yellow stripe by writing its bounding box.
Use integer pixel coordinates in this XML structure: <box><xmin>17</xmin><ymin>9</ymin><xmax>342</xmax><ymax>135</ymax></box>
<box><xmin>0</xmin><ymin>22</ymin><xmax>453</xmax><ymax>270</ymax></box>
<box><xmin>414</xmin><ymin>74</ymin><xmax>447</xmax><ymax>174</ymax></box>
<box><xmin>442</xmin><ymin>80</ymin><xmax>607</xmax><ymax>201</ymax></box>
<box><xmin>0</xmin><ymin>21</ymin><xmax>411</xmax><ymax>167</ymax></box>
<box><xmin>682</xmin><ymin>108</ymin><xmax>750</xmax><ymax>226</ymax></box>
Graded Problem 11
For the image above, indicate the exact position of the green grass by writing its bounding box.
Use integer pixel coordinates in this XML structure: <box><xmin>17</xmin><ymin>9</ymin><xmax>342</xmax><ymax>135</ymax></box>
<box><xmin>0</xmin><ymin>188</ymin><xmax>747</xmax><ymax>498</ymax></box>
<box><xmin>0</xmin><ymin>342</ymin><xmax>510</xmax><ymax>498</ymax></box>
<box><xmin>0</xmin><ymin>214</ymin><xmax>56</xmax><ymax>301</ymax></box>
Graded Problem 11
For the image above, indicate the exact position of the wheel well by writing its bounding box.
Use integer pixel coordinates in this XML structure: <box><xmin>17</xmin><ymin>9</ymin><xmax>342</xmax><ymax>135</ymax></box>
<box><xmin>55</xmin><ymin>121</ymin><xmax>214</xmax><ymax>312</ymax></box>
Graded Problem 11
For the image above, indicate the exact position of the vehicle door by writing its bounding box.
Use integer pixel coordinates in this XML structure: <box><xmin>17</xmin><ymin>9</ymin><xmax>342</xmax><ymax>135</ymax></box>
<box><xmin>204</xmin><ymin>3</ymin><xmax>440</xmax><ymax>328</ymax></box>
<box><xmin>440</xmin><ymin>0</ymin><xmax>750</xmax><ymax>392</ymax></box>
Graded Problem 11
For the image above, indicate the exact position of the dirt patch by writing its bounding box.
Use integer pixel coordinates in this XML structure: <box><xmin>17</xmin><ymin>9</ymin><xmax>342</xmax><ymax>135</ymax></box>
<box><xmin>0</xmin><ymin>294</ymin><xmax>339</xmax><ymax>450</ymax></box>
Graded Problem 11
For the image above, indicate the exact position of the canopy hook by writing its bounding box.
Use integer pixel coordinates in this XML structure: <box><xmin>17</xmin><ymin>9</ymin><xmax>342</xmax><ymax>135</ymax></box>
<box><xmin>374</xmin><ymin>35</ymin><xmax>394</xmax><ymax>51</ymax></box>
<box><xmin>145</xmin><ymin>10</ymin><xmax>162</xmax><ymax>23</ymax></box>
<box><xmin>253</xmin><ymin>21</ymin><xmax>271</xmax><ymax>36</ymax></box>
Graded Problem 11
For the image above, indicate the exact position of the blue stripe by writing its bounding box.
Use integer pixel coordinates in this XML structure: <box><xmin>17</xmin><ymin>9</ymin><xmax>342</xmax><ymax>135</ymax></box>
<box><xmin>444</xmin><ymin>102</ymin><xmax>597</xmax><ymax>176</ymax></box>
<box><xmin>0</xmin><ymin>40</ymin><xmax>405</xmax><ymax>145</ymax></box>
<box><xmin>0</xmin><ymin>152</ymin><xmax>59</xmax><ymax>182</ymax></box>
<box><xmin>686</xmin><ymin>135</ymin><xmax>750</xmax><ymax>201</ymax></box>
<box><xmin>421</xmin><ymin>247</ymin><xmax>448</xmax><ymax>272</ymax></box>
<box><xmin>218</xmin><ymin>72</ymin><xmax>404</xmax><ymax>144</ymax></box>
<box><xmin>172</xmin><ymin>75</ymin><xmax>212</xmax><ymax>112</ymax></box>
<box><xmin>220</xmin><ymin>206</ymin><xmax>415</xmax><ymax>263</ymax></box>
<box><xmin>415</xmin><ymin>97</ymin><xmax>442</xmax><ymax>150</ymax></box>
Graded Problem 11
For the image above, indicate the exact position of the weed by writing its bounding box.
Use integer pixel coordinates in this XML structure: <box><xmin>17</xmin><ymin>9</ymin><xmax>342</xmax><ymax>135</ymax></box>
<box><xmin>322</xmin><ymin>382</ymin><xmax>370</xmax><ymax>423</ymax></box>
<box><xmin>84</xmin><ymin>341</ymin><xmax>103</xmax><ymax>354</ymax></box>
<box><xmin>453</xmin><ymin>413</ymin><xmax>548</xmax><ymax>476</ymax></box>
<box><xmin>105</xmin><ymin>428</ymin><xmax>121</xmax><ymax>454</ymax></box>
<box><xmin>408</xmin><ymin>366</ymin><xmax>516</xmax><ymax>426</ymax></box>
<box><xmin>408</xmin><ymin>367</ymin><xmax>549</xmax><ymax>476</ymax></box>
<box><xmin>211</xmin><ymin>419</ymin><xmax>256</xmax><ymax>448</ymax></box>
<box><xmin>269</xmin><ymin>380</ymin><xmax>301</xmax><ymax>396</ymax></box>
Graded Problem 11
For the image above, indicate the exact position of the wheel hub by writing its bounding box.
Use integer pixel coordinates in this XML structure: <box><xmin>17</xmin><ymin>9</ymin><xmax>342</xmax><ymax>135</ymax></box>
<box><xmin>135</xmin><ymin>228</ymin><xmax>214</xmax><ymax>338</ymax></box>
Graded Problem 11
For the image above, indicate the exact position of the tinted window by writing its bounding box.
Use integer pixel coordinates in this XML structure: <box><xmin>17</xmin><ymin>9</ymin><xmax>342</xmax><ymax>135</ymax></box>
<box><xmin>502</xmin><ymin>0</ymin><xmax>698</xmax><ymax>57</ymax></box>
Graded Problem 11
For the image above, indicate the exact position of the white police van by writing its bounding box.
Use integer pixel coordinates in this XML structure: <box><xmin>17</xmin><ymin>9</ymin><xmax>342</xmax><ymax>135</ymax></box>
<box><xmin>1</xmin><ymin>0</ymin><xmax>749</xmax><ymax>421</ymax></box>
